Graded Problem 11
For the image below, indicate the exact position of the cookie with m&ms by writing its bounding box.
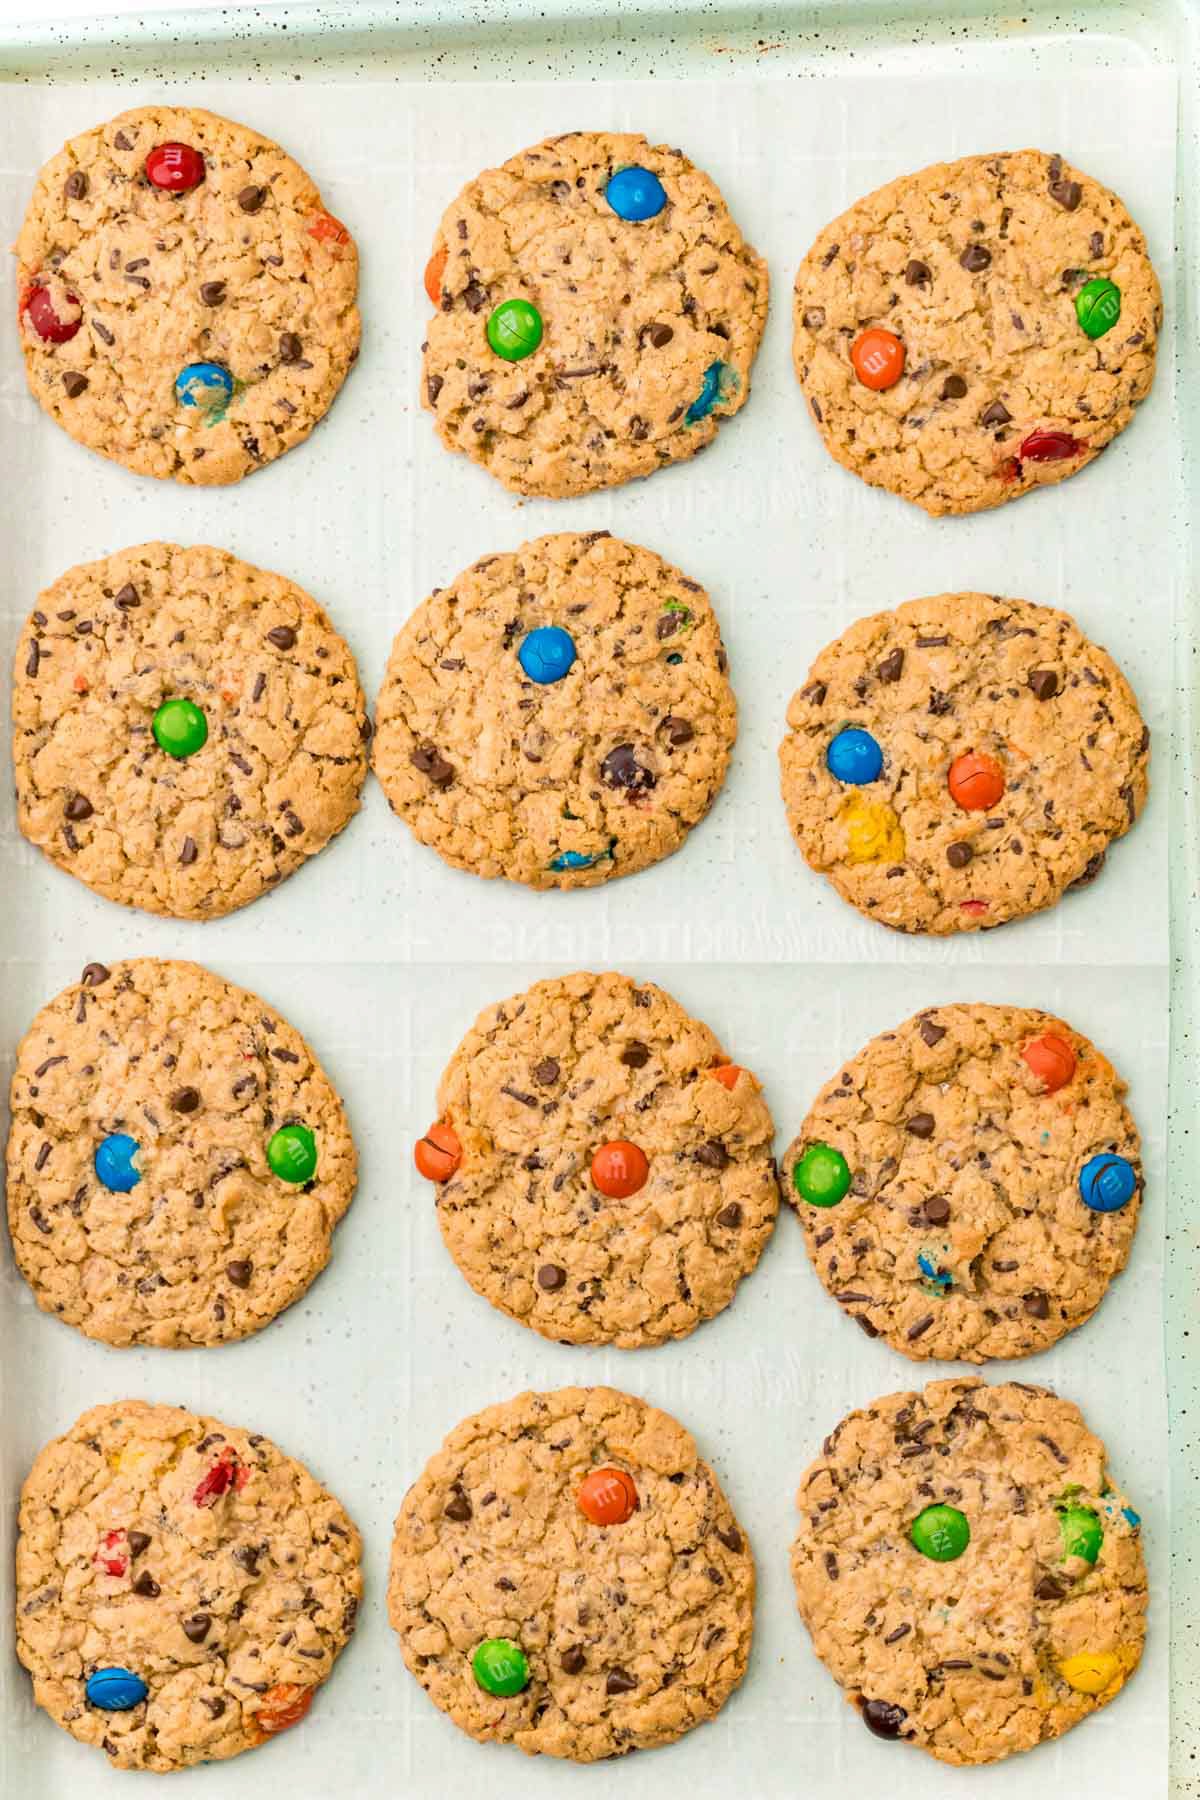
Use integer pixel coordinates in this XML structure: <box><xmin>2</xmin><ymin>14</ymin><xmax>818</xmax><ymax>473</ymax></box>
<box><xmin>372</xmin><ymin>532</ymin><xmax>736</xmax><ymax>889</ymax></box>
<box><xmin>793</xmin><ymin>150</ymin><xmax>1160</xmax><ymax>514</ymax></box>
<box><xmin>779</xmin><ymin>592</ymin><xmax>1149</xmax><ymax>934</ymax></box>
<box><xmin>16</xmin><ymin>1400</ymin><xmax>361</xmax><ymax>1770</ymax></box>
<box><xmin>791</xmin><ymin>1378</ymin><xmax>1147</xmax><ymax>1765</ymax></box>
<box><xmin>5</xmin><ymin>958</ymin><xmax>356</xmax><ymax>1348</ymax></box>
<box><xmin>421</xmin><ymin>132</ymin><xmax>768</xmax><ymax>497</ymax></box>
<box><xmin>782</xmin><ymin>1003</ymin><xmax>1141</xmax><ymax>1362</ymax></box>
<box><xmin>415</xmin><ymin>972</ymin><xmax>778</xmax><ymax>1347</ymax></box>
<box><xmin>16</xmin><ymin>107</ymin><xmax>358</xmax><ymax>483</ymax></box>
<box><xmin>12</xmin><ymin>543</ymin><xmax>367</xmax><ymax>920</ymax></box>
<box><xmin>388</xmin><ymin>1386</ymin><xmax>753</xmax><ymax>1759</ymax></box>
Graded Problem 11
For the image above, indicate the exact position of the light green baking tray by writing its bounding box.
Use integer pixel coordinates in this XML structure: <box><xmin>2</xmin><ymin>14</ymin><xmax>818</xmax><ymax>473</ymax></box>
<box><xmin>0</xmin><ymin>0</ymin><xmax>1195</xmax><ymax>1792</ymax></box>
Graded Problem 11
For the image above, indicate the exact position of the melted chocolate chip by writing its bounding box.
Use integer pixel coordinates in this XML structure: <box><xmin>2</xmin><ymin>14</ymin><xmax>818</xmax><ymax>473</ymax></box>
<box><xmin>862</xmin><ymin>1698</ymin><xmax>908</xmax><ymax>1739</ymax></box>
<box><xmin>600</xmin><ymin>743</ymin><xmax>655</xmax><ymax>792</ymax></box>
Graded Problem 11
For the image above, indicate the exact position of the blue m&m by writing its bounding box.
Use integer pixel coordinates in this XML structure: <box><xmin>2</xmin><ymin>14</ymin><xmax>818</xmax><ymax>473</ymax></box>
<box><xmin>94</xmin><ymin>1133</ymin><xmax>141</xmax><ymax>1193</ymax></box>
<box><xmin>686</xmin><ymin>361</ymin><xmax>727</xmax><ymax>425</ymax></box>
<box><xmin>549</xmin><ymin>845</ymin><xmax>614</xmax><ymax>872</ymax></box>
<box><xmin>827</xmin><ymin>727</ymin><xmax>883</xmax><ymax>785</ymax></box>
<box><xmin>86</xmin><ymin>1667</ymin><xmax>148</xmax><ymax>1711</ymax></box>
<box><xmin>605</xmin><ymin>166</ymin><xmax>667</xmax><ymax>222</ymax></box>
<box><xmin>518</xmin><ymin>627</ymin><xmax>576</xmax><ymax>685</ymax></box>
<box><xmin>175</xmin><ymin>362</ymin><xmax>234</xmax><ymax>412</ymax></box>
<box><xmin>1078</xmin><ymin>1153</ymin><xmax>1137</xmax><ymax>1212</ymax></box>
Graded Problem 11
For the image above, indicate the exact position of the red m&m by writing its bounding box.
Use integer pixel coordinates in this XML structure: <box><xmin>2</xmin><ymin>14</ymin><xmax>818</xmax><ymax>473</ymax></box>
<box><xmin>577</xmin><ymin>1467</ymin><xmax>639</xmax><ymax>1526</ymax></box>
<box><xmin>145</xmin><ymin>142</ymin><xmax>205</xmax><ymax>193</ymax></box>
<box><xmin>23</xmin><ymin>285</ymin><xmax>82</xmax><ymax>344</ymax></box>
<box><xmin>948</xmin><ymin>752</ymin><xmax>1005</xmax><ymax>811</ymax></box>
<box><xmin>591</xmin><ymin>1141</ymin><xmax>649</xmax><ymax>1198</ymax></box>
<box><xmin>1019</xmin><ymin>428</ymin><xmax>1084</xmax><ymax>463</ymax></box>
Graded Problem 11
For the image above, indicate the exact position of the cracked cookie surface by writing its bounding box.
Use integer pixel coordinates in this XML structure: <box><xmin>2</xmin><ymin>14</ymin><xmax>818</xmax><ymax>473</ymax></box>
<box><xmin>425</xmin><ymin>972</ymin><xmax>778</xmax><ymax>1347</ymax></box>
<box><xmin>778</xmin><ymin>591</ymin><xmax>1149</xmax><ymax>935</ymax></box>
<box><xmin>388</xmin><ymin>1386</ymin><xmax>753</xmax><ymax>1759</ymax></box>
<box><xmin>16</xmin><ymin>1399</ymin><xmax>361</xmax><ymax>1771</ymax></box>
<box><xmin>373</xmin><ymin>532</ymin><xmax>736</xmax><ymax>890</ymax></box>
<box><xmin>6</xmin><ymin>958</ymin><xmax>357</xmax><ymax>1348</ymax></box>
<box><xmin>17</xmin><ymin>106</ymin><xmax>359</xmax><ymax>484</ymax></box>
<box><xmin>422</xmin><ymin>131</ymin><xmax>768</xmax><ymax>497</ymax></box>
<box><xmin>793</xmin><ymin>149</ymin><xmax>1160</xmax><ymax>515</ymax></box>
<box><xmin>791</xmin><ymin>1377</ymin><xmax>1147</xmax><ymax>1765</ymax></box>
<box><xmin>782</xmin><ymin>1004</ymin><xmax>1141</xmax><ymax>1362</ymax></box>
<box><xmin>12</xmin><ymin>542</ymin><xmax>368</xmax><ymax>920</ymax></box>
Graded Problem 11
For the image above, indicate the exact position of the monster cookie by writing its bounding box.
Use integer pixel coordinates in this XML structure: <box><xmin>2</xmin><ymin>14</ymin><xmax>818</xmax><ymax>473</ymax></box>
<box><xmin>421</xmin><ymin>131</ymin><xmax>768</xmax><ymax>497</ymax></box>
<box><xmin>373</xmin><ymin>532</ymin><xmax>737</xmax><ymax>889</ymax></box>
<box><xmin>6</xmin><ymin>959</ymin><xmax>356</xmax><ymax>1348</ymax></box>
<box><xmin>779</xmin><ymin>592</ymin><xmax>1148</xmax><ymax>935</ymax></box>
<box><xmin>791</xmin><ymin>1378</ymin><xmax>1147</xmax><ymax>1765</ymax></box>
<box><xmin>388</xmin><ymin>1386</ymin><xmax>753</xmax><ymax>1759</ymax></box>
<box><xmin>782</xmin><ymin>1003</ymin><xmax>1141</xmax><ymax>1362</ymax></box>
<box><xmin>16</xmin><ymin>1400</ymin><xmax>361</xmax><ymax>1771</ymax></box>
<box><xmin>793</xmin><ymin>149</ymin><xmax>1160</xmax><ymax>514</ymax></box>
<box><xmin>414</xmin><ymin>972</ymin><xmax>778</xmax><ymax>1346</ymax></box>
<box><xmin>17</xmin><ymin>106</ymin><xmax>359</xmax><ymax>483</ymax></box>
<box><xmin>12</xmin><ymin>543</ymin><xmax>368</xmax><ymax>920</ymax></box>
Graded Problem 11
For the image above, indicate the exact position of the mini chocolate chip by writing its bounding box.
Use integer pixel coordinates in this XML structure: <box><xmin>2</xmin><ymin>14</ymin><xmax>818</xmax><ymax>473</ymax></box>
<box><xmin>695</xmin><ymin>1140</ymin><xmax>729</xmax><ymax>1170</ymax></box>
<box><xmin>905</xmin><ymin>260</ymin><xmax>931</xmax><ymax>286</ymax></box>
<box><xmin>924</xmin><ymin>1196</ymin><xmax>951</xmax><ymax>1226</ymax></box>
<box><xmin>862</xmin><ymin>1699</ymin><xmax>908</xmax><ymax>1739</ymax></box>
<box><xmin>238</xmin><ymin>185</ymin><xmax>266</xmax><ymax>213</ymax></box>
<box><xmin>960</xmin><ymin>244</ymin><xmax>992</xmax><ymax>272</ymax></box>
<box><xmin>200</xmin><ymin>281</ymin><xmax>226</xmax><ymax>307</ymax></box>
<box><xmin>443</xmin><ymin>1493</ymin><xmax>473</xmax><ymax>1522</ymax></box>
<box><xmin>65</xmin><ymin>794</ymin><xmax>94</xmax><ymax>821</ymax></box>
<box><xmin>946</xmin><ymin>841</ymin><xmax>973</xmax><ymax>869</ymax></box>
<box><xmin>561</xmin><ymin>1646</ymin><xmax>586</xmax><ymax>1674</ymax></box>
<box><xmin>171</xmin><ymin>1087</ymin><xmax>201</xmax><ymax>1113</ymax></box>
<box><xmin>62</xmin><ymin>371</ymin><xmax>89</xmax><ymax>398</ymax></box>
<box><xmin>1028</xmin><ymin>668</ymin><xmax>1059</xmax><ymax>701</ymax></box>
<box><xmin>620</xmin><ymin>1042</ymin><xmax>649</xmax><ymax>1069</ymax></box>
<box><xmin>179</xmin><ymin>837</ymin><xmax>198</xmax><ymax>867</ymax></box>
<box><xmin>605</xmin><ymin>1668</ymin><xmax>637</xmax><ymax>1695</ymax></box>
<box><xmin>279</xmin><ymin>332</ymin><xmax>303</xmax><ymax>363</ymax></box>
<box><xmin>183</xmin><ymin>1614</ymin><xmax>213</xmax><ymax>1643</ymax></box>
<box><xmin>906</xmin><ymin>1113</ymin><xmax>935</xmax><ymax>1139</ymax></box>
<box><xmin>132</xmin><ymin>1571</ymin><xmax>160</xmax><ymax>1598</ymax></box>
<box><xmin>1049</xmin><ymin>177</ymin><xmax>1082</xmax><ymax>211</ymax></box>
<box><xmin>533</xmin><ymin>1058</ymin><xmax>560</xmax><ymax>1086</ymax></box>
<box><xmin>1024</xmin><ymin>1290</ymin><xmax>1050</xmax><ymax>1319</ymax></box>
<box><xmin>537</xmin><ymin>1264</ymin><xmax>566</xmax><ymax>1291</ymax></box>
<box><xmin>645</xmin><ymin>322</ymin><xmax>674</xmax><ymax>347</ymax></box>
<box><xmin>127</xmin><ymin>1532</ymin><xmax>151</xmax><ymax>1558</ymax></box>
<box><xmin>114</xmin><ymin>584</ymin><xmax>139</xmax><ymax>609</ymax></box>
<box><xmin>65</xmin><ymin>170</ymin><xmax>89</xmax><ymax>200</ymax></box>
<box><xmin>716</xmin><ymin>1203</ymin><xmax>743</xmax><ymax>1228</ymax></box>
<box><xmin>267</xmin><ymin>626</ymin><xmax>296</xmax><ymax>650</ymax></box>
<box><xmin>81</xmin><ymin>962</ymin><xmax>110</xmax><ymax>987</ymax></box>
<box><xmin>226</xmin><ymin>1260</ymin><xmax>253</xmax><ymax>1289</ymax></box>
<box><xmin>980</xmin><ymin>399</ymin><xmax>1012</xmax><ymax>427</ymax></box>
<box><xmin>940</xmin><ymin>374</ymin><xmax>967</xmax><ymax>399</ymax></box>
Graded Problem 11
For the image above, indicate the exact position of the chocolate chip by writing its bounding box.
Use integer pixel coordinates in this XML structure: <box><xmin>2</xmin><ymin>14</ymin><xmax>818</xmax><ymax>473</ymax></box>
<box><xmin>605</xmin><ymin>1668</ymin><xmax>637</xmax><ymax>1695</ymax></box>
<box><xmin>924</xmin><ymin>1196</ymin><xmax>950</xmax><ymax>1226</ymax></box>
<box><xmin>918</xmin><ymin>1018</ymin><xmax>945</xmax><ymax>1047</ymax></box>
<box><xmin>179</xmin><ymin>837</ymin><xmax>198</xmax><ymax>867</ymax></box>
<box><xmin>238</xmin><ymin>185</ymin><xmax>266</xmax><ymax>213</ymax></box>
<box><xmin>410</xmin><ymin>742</ymin><xmax>455</xmax><ymax>789</ymax></box>
<box><xmin>695</xmin><ymin>1140</ymin><xmax>729</xmax><ymax>1170</ymax></box>
<box><xmin>533</xmin><ymin>1058</ymin><xmax>560</xmax><ymax>1086</ymax></box>
<box><xmin>600</xmin><ymin>743</ymin><xmax>655</xmax><ymax>792</ymax></box>
<box><xmin>226</xmin><ymin>1260</ymin><xmax>253</xmax><ymax>1289</ymax></box>
<box><xmin>114</xmin><ymin>584</ymin><xmax>139</xmax><ymax>609</ymax></box>
<box><xmin>24</xmin><ymin>640</ymin><xmax>39</xmax><ymax>678</ymax></box>
<box><xmin>876</xmin><ymin>648</ymin><xmax>904</xmax><ymax>685</ymax></box>
<box><xmin>200</xmin><ymin>281</ymin><xmax>226</xmax><ymax>306</ymax></box>
<box><xmin>279</xmin><ymin>332</ymin><xmax>303</xmax><ymax>364</ymax></box>
<box><xmin>183</xmin><ymin>1613</ymin><xmax>212</xmax><ymax>1643</ymax></box>
<box><xmin>1024</xmin><ymin>1290</ymin><xmax>1050</xmax><ymax>1319</ymax></box>
<box><xmin>561</xmin><ymin>1646</ymin><xmax>586</xmax><ymax>1674</ymax></box>
<box><xmin>537</xmin><ymin>1264</ymin><xmax>566</xmax><ymax>1291</ymax></box>
<box><xmin>960</xmin><ymin>244</ymin><xmax>992</xmax><ymax>272</ymax></box>
<box><xmin>127</xmin><ymin>1531</ymin><xmax>151</xmax><ymax>1558</ymax></box>
<box><xmin>905</xmin><ymin>260</ymin><xmax>931</xmax><ymax>286</ymax></box>
<box><xmin>443</xmin><ymin>1493</ymin><xmax>473</xmax><ymax>1522</ymax></box>
<box><xmin>1035</xmin><ymin>1575</ymin><xmax>1067</xmax><ymax>1601</ymax></box>
<box><xmin>132</xmin><ymin>1571</ymin><xmax>160</xmax><ymax>1598</ymax></box>
<box><xmin>802</xmin><ymin>306</ymin><xmax>826</xmax><ymax>329</ymax></box>
<box><xmin>62</xmin><ymin>371</ymin><xmax>89</xmax><ymax>398</ymax></box>
<box><xmin>980</xmin><ymin>399</ymin><xmax>1012</xmax><ymax>427</ymax></box>
<box><xmin>114</xmin><ymin>129</ymin><xmax>133</xmax><ymax>150</ymax></box>
<box><xmin>660</xmin><ymin>715</ymin><xmax>694</xmax><ymax>747</ymax></box>
<box><xmin>65</xmin><ymin>170</ymin><xmax>89</xmax><ymax>200</ymax></box>
<box><xmin>1028</xmin><ymin>667</ymin><xmax>1059</xmax><ymax>701</ymax></box>
<box><xmin>644</xmin><ymin>322</ymin><xmax>674</xmax><ymax>347</ymax></box>
<box><xmin>462</xmin><ymin>280</ymin><xmax>488</xmax><ymax>313</ymax></box>
<box><xmin>81</xmin><ymin>963</ymin><xmax>110</xmax><ymax>987</ymax></box>
<box><xmin>1049</xmin><ymin>177</ymin><xmax>1082</xmax><ymax>211</ymax></box>
<box><xmin>34</xmin><ymin>1057</ymin><xmax>66</xmax><ymax>1078</ymax></box>
<box><xmin>656</xmin><ymin>612</ymin><xmax>680</xmax><ymax>641</ymax></box>
<box><xmin>862</xmin><ymin>1698</ymin><xmax>908</xmax><ymax>1739</ymax></box>
<box><xmin>905</xmin><ymin>1113</ymin><xmax>935</xmax><ymax>1139</ymax></box>
<box><xmin>65</xmin><ymin>794</ymin><xmax>94</xmax><ymax>821</ymax></box>
<box><xmin>620</xmin><ymin>1042</ymin><xmax>649</xmax><ymax>1069</ymax></box>
<box><xmin>716</xmin><ymin>1203</ymin><xmax>743</xmax><ymax>1228</ymax></box>
<box><xmin>171</xmin><ymin>1087</ymin><xmax>201</xmax><ymax>1113</ymax></box>
<box><xmin>946</xmin><ymin>841</ymin><xmax>973</xmax><ymax>869</ymax></box>
<box><xmin>906</xmin><ymin>1314</ymin><xmax>934</xmax><ymax>1341</ymax></box>
<box><xmin>267</xmin><ymin>625</ymin><xmax>296</xmax><ymax>650</ymax></box>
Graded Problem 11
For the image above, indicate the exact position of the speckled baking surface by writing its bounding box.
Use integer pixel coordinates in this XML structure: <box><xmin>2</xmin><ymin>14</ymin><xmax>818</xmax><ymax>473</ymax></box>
<box><xmin>0</xmin><ymin>3</ymin><xmax>1194</xmax><ymax>1796</ymax></box>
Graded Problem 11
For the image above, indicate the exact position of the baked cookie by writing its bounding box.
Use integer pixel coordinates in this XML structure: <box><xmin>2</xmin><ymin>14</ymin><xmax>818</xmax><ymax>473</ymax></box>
<box><xmin>388</xmin><ymin>1386</ymin><xmax>752</xmax><ymax>1760</ymax></box>
<box><xmin>373</xmin><ymin>532</ymin><xmax>736</xmax><ymax>889</ymax></box>
<box><xmin>414</xmin><ymin>972</ymin><xmax>778</xmax><ymax>1347</ymax></box>
<box><xmin>421</xmin><ymin>131</ymin><xmax>768</xmax><ymax>497</ymax></box>
<box><xmin>17</xmin><ymin>106</ymin><xmax>359</xmax><ymax>484</ymax></box>
<box><xmin>778</xmin><ymin>591</ymin><xmax>1149</xmax><ymax>935</ymax></box>
<box><xmin>791</xmin><ymin>1377</ymin><xmax>1147</xmax><ymax>1766</ymax></box>
<box><xmin>782</xmin><ymin>1003</ymin><xmax>1141</xmax><ymax>1362</ymax></box>
<box><xmin>12</xmin><ymin>542</ymin><xmax>368</xmax><ymax>921</ymax></box>
<box><xmin>16</xmin><ymin>1400</ymin><xmax>361</xmax><ymax>1772</ymax></box>
<box><xmin>793</xmin><ymin>149</ymin><xmax>1161</xmax><ymax>514</ymax></box>
<box><xmin>6</xmin><ymin>958</ymin><xmax>356</xmax><ymax>1348</ymax></box>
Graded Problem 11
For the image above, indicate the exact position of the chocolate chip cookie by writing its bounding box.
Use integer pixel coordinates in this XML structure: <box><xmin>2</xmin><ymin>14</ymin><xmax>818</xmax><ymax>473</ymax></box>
<box><xmin>388</xmin><ymin>1386</ymin><xmax>753</xmax><ymax>1759</ymax></box>
<box><xmin>373</xmin><ymin>531</ymin><xmax>737</xmax><ymax>889</ymax></box>
<box><xmin>791</xmin><ymin>1377</ymin><xmax>1147</xmax><ymax>1765</ymax></box>
<box><xmin>422</xmin><ymin>131</ymin><xmax>768</xmax><ymax>497</ymax></box>
<box><xmin>12</xmin><ymin>542</ymin><xmax>368</xmax><ymax>920</ymax></box>
<box><xmin>16</xmin><ymin>1399</ymin><xmax>361</xmax><ymax>1771</ymax></box>
<box><xmin>17</xmin><ymin>106</ymin><xmax>359</xmax><ymax>483</ymax></box>
<box><xmin>6</xmin><ymin>958</ymin><xmax>357</xmax><ymax>1348</ymax></box>
<box><xmin>793</xmin><ymin>149</ymin><xmax>1160</xmax><ymax>514</ymax></box>
<box><xmin>778</xmin><ymin>591</ymin><xmax>1149</xmax><ymax>934</ymax></box>
<box><xmin>415</xmin><ymin>972</ymin><xmax>778</xmax><ymax>1347</ymax></box>
<box><xmin>782</xmin><ymin>1003</ymin><xmax>1141</xmax><ymax>1362</ymax></box>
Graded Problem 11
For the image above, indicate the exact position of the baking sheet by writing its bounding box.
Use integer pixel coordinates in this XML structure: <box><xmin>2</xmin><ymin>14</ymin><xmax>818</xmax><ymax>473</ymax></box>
<box><xmin>0</xmin><ymin>68</ymin><xmax>1176</xmax><ymax>1798</ymax></box>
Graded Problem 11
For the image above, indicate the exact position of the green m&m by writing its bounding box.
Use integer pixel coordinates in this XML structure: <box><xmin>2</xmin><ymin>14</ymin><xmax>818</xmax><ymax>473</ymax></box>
<box><xmin>792</xmin><ymin>1143</ymin><xmax>851</xmax><ymax>1208</ymax></box>
<box><xmin>910</xmin><ymin>1503</ymin><xmax>970</xmax><ymax>1562</ymax></box>
<box><xmin>471</xmin><ymin>1637</ymin><xmax>529</xmax><ymax>1697</ymax></box>
<box><xmin>1058</xmin><ymin>1503</ymin><xmax>1103</xmax><ymax>1564</ymax></box>
<box><xmin>1075</xmin><ymin>276</ymin><xmax>1121</xmax><ymax>339</ymax></box>
<box><xmin>152</xmin><ymin>697</ymin><xmax>208</xmax><ymax>759</ymax></box>
<box><xmin>267</xmin><ymin>1124</ymin><xmax>317</xmax><ymax>1184</ymax></box>
<box><xmin>486</xmin><ymin>298</ymin><xmax>543</xmax><ymax>362</ymax></box>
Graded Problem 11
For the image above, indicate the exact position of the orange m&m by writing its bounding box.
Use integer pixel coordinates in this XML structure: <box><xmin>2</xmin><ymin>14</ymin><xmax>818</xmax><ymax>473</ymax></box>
<box><xmin>252</xmin><ymin>1683</ymin><xmax>313</xmax><ymax>1741</ymax></box>
<box><xmin>424</xmin><ymin>244</ymin><xmax>448</xmax><ymax>306</ymax></box>
<box><xmin>414</xmin><ymin>1121</ymin><xmax>462</xmax><ymax>1182</ymax></box>
<box><xmin>591</xmin><ymin>1140</ymin><xmax>649</xmax><ymax>1198</ymax></box>
<box><xmin>308</xmin><ymin>211</ymin><xmax>350</xmax><ymax>246</ymax></box>
<box><xmin>851</xmin><ymin>328</ymin><xmax>905</xmax><ymax>391</ymax></box>
<box><xmin>709</xmin><ymin>1063</ymin><xmax>744</xmax><ymax>1091</ymax></box>
<box><xmin>948</xmin><ymin>752</ymin><xmax>1005</xmax><ymax>811</ymax></box>
<box><xmin>577</xmin><ymin>1466</ymin><xmax>639</xmax><ymax>1526</ymax></box>
<box><xmin>1022</xmin><ymin>1034</ymin><xmax>1077</xmax><ymax>1094</ymax></box>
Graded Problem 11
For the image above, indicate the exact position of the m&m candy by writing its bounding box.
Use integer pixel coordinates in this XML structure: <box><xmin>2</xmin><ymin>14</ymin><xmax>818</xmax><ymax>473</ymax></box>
<box><xmin>948</xmin><ymin>751</ymin><xmax>1004</xmax><ymax>810</ymax></box>
<box><xmin>605</xmin><ymin>166</ymin><xmax>667</xmax><ymax>222</ymax></box>
<box><xmin>1078</xmin><ymin>1152</ymin><xmax>1137</xmax><ymax>1213</ymax></box>
<box><xmin>94</xmin><ymin>1133</ymin><xmax>141</xmax><ymax>1193</ymax></box>
<box><xmin>472</xmin><ymin>1638</ymin><xmax>529</xmax><ymax>1697</ymax></box>
<box><xmin>549</xmin><ymin>848</ymin><xmax>610</xmax><ymax>871</ymax></box>
<box><xmin>842</xmin><ymin>795</ymin><xmax>904</xmax><ymax>864</ymax></box>
<box><xmin>1058</xmin><ymin>1650</ymin><xmax>1122</xmax><ymax>1695</ymax></box>
<box><xmin>487</xmin><ymin>299</ymin><xmax>543</xmax><ymax>362</ymax></box>
<box><xmin>591</xmin><ymin>1141</ymin><xmax>649</xmax><ymax>1199</ymax></box>
<box><xmin>909</xmin><ymin>1503</ymin><xmax>970</xmax><ymax>1562</ymax></box>
<box><xmin>1022</xmin><ymin>1034</ymin><xmax>1077</xmax><ymax>1093</ymax></box>
<box><xmin>685</xmin><ymin>360</ymin><xmax>727</xmax><ymax>425</ymax></box>
<box><xmin>577</xmin><ymin>1467</ymin><xmax>639</xmax><ymax>1526</ymax></box>
<box><xmin>827</xmin><ymin>728</ymin><xmax>883</xmax><ymax>786</ymax></box>
<box><xmin>709</xmin><ymin>1063</ymin><xmax>744</xmax><ymax>1091</ymax></box>
<box><xmin>1075</xmin><ymin>276</ymin><xmax>1121</xmax><ymax>339</ymax></box>
<box><xmin>175</xmin><ymin>362</ymin><xmax>234</xmax><ymax>412</ymax></box>
<box><xmin>145</xmin><ymin>142</ymin><xmax>206</xmax><ymax>193</ymax></box>
<box><xmin>1058</xmin><ymin>1503</ymin><xmax>1103</xmax><ymax>1564</ymax></box>
<box><xmin>414</xmin><ymin>1122</ymin><xmax>462</xmax><ymax>1182</ymax></box>
<box><xmin>252</xmin><ymin>1683</ymin><xmax>314</xmax><ymax>1739</ymax></box>
<box><xmin>518</xmin><ymin>626</ymin><xmax>576</xmax><ymax>685</ymax></box>
<box><xmin>152</xmin><ymin>697</ymin><xmax>208</xmax><ymax>759</ymax></box>
<box><xmin>424</xmin><ymin>245</ymin><xmax>448</xmax><ymax>306</ymax></box>
<box><xmin>267</xmin><ymin>1124</ymin><xmax>317</xmax><ymax>1184</ymax></box>
<box><xmin>792</xmin><ymin>1143</ymin><xmax>850</xmax><ymax>1208</ymax></box>
<box><xmin>1018</xmin><ymin>428</ymin><xmax>1084</xmax><ymax>463</ymax></box>
<box><xmin>851</xmin><ymin>328</ymin><xmax>905</xmax><ymax>391</ymax></box>
<box><xmin>86</xmin><ymin>1667</ymin><xmax>148</xmax><ymax>1710</ymax></box>
<box><xmin>23</xmin><ymin>284</ymin><xmax>82</xmax><ymax>344</ymax></box>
